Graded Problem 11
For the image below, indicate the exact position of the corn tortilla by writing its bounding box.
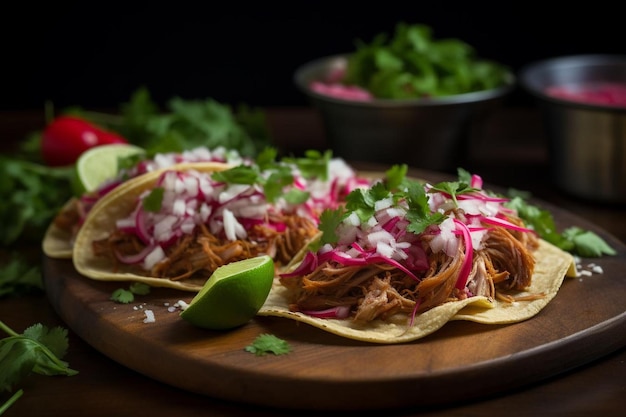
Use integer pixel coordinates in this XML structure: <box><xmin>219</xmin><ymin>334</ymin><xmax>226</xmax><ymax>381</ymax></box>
<box><xmin>258</xmin><ymin>240</ymin><xmax>577</xmax><ymax>344</ymax></box>
<box><xmin>72</xmin><ymin>162</ymin><xmax>233</xmax><ymax>291</ymax></box>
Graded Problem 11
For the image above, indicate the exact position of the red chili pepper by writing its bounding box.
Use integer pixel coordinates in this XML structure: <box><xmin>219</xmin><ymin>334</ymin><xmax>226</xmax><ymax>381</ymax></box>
<box><xmin>41</xmin><ymin>115</ymin><xmax>128</xmax><ymax>166</ymax></box>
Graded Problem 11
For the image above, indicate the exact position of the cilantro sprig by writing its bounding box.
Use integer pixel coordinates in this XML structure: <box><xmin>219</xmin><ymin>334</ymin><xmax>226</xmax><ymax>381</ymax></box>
<box><xmin>505</xmin><ymin>190</ymin><xmax>616</xmax><ymax>257</ymax></box>
<box><xmin>1</xmin><ymin>86</ymin><xmax>275</xmax><ymax>299</ymax></box>
<box><xmin>317</xmin><ymin>165</ymin><xmax>616</xmax><ymax>259</ymax></box>
<box><xmin>319</xmin><ymin>163</ymin><xmax>447</xmax><ymax>245</ymax></box>
<box><xmin>0</xmin><ymin>320</ymin><xmax>78</xmax><ymax>412</ymax></box>
<box><xmin>211</xmin><ymin>148</ymin><xmax>334</xmax><ymax>204</ymax></box>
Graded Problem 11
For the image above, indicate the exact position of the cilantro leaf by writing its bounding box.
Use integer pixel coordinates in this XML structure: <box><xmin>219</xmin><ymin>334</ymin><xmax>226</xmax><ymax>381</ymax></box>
<box><xmin>263</xmin><ymin>167</ymin><xmax>295</xmax><ymax>203</ymax></box>
<box><xmin>282</xmin><ymin>149</ymin><xmax>332</xmax><ymax>180</ymax></box>
<box><xmin>0</xmin><ymin>157</ymin><xmax>74</xmax><ymax>246</ymax></box>
<box><xmin>404</xmin><ymin>180</ymin><xmax>445</xmax><ymax>234</ymax></box>
<box><xmin>142</xmin><ymin>187</ymin><xmax>164</xmax><ymax>213</ymax></box>
<box><xmin>211</xmin><ymin>165</ymin><xmax>261</xmax><ymax>185</ymax></box>
<box><xmin>562</xmin><ymin>227</ymin><xmax>617</xmax><ymax>257</ymax></box>
<box><xmin>505</xmin><ymin>191</ymin><xmax>616</xmax><ymax>257</ymax></box>
<box><xmin>428</xmin><ymin>179</ymin><xmax>477</xmax><ymax>206</ymax></box>
<box><xmin>110</xmin><ymin>283</ymin><xmax>151</xmax><ymax>304</ymax></box>
<box><xmin>0</xmin><ymin>320</ymin><xmax>78</xmax><ymax>395</ymax></box>
<box><xmin>110</xmin><ymin>288</ymin><xmax>135</xmax><ymax>304</ymax></box>
<box><xmin>0</xmin><ymin>255</ymin><xmax>44</xmax><ymax>298</ymax></box>
<box><xmin>115</xmin><ymin>89</ymin><xmax>272</xmax><ymax>157</ymax></box>
<box><xmin>129</xmin><ymin>282</ymin><xmax>151</xmax><ymax>296</ymax></box>
<box><xmin>255</xmin><ymin>147</ymin><xmax>278</xmax><ymax>171</ymax></box>
<box><xmin>244</xmin><ymin>334</ymin><xmax>291</xmax><ymax>356</ymax></box>
<box><xmin>319</xmin><ymin>208</ymin><xmax>345</xmax><ymax>245</ymax></box>
<box><xmin>384</xmin><ymin>164</ymin><xmax>408</xmax><ymax>191</ymax></box>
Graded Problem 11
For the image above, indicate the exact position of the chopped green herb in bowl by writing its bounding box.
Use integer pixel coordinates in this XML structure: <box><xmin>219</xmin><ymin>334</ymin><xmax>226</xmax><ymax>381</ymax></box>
<box><xmin>294</xmin><ymin>22</ymin><xmax>514</xmax><ymax>171</ymax></box>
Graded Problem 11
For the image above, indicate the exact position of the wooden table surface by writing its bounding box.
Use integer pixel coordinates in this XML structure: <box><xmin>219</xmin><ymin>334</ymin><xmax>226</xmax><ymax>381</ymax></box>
<box><xmin>1</xmin><ymin>106</ymin><xmax>625</xmax><ymax>416</ymax></box>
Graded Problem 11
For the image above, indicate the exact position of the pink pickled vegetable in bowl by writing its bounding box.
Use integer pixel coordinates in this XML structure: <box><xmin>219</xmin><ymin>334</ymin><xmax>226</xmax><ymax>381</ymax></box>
<box><xmin>519</xmin><ymin>54</ymin><xmax>626</xmax><ymax>203</ymax></box>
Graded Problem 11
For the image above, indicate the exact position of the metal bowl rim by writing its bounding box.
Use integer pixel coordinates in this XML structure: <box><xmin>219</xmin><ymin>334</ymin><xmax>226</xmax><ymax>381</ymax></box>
<box><xmin>293</xmin><ymin>53</ymin><xmax>516</xmax><ymax>109</ymax></box>
<box><xmin>518</xmin><ymin>54</ymin><xmax>626</xmax><ymax>113</ymax></box>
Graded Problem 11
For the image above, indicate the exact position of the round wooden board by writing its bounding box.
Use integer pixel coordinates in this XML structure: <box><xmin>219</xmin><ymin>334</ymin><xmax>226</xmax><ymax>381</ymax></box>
<box><xmin>43</xmin><ymin>178</ymin><xmax>626</xmax><ymax>411</ymax></box>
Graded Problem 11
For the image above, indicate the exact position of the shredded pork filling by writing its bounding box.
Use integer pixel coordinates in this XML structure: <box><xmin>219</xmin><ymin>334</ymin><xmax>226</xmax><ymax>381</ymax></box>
<box><xmin>280</xmin><ymin>220</ymin><xmax>541</xmax><ymax>323</ymax></box>
<box><xmin>92</xmin><ymin>213</ymin><xmax>320</xmax><ymax>280</ymax></box>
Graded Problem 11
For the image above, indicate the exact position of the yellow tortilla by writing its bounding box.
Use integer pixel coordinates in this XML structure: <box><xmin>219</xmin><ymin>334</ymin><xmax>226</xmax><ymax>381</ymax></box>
<box><xmin>73</xmin><ymin>162</ymin><xmax>268</xmax><ymax>291</ymax></box>
<box><xmin>42</xmin><ymin>198</ymin><xmax>78</xmax><ymax>259</ymax></box>
<box><xmin>43</xmin><ymin>161</ymin><xmax>234</xmax><ymax>261</ymax></box>
<box><xmin>258</xmin><ymin>239</ymin><xmax>577</xmax><ymax>344</ymax></box>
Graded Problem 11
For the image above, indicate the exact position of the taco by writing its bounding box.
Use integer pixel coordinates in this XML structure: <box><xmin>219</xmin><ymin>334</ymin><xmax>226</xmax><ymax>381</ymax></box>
<box><xmin>258</xmin><ymin>167</ymin><xmax>577</xmax><ymax>344</ymax></box>
<box><xmin>42</xmin><ymin>146</ymin><xmax>246</xmax><ymax>259</ymax></box>
<box><xmin>72</xmin><ymin>154</ymin><xmax>374</xmax><ymax>291</ymax></box>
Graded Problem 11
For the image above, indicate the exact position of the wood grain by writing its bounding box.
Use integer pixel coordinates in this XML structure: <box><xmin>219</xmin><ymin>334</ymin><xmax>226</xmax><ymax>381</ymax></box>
<box><xmin>42</xmin><ymin>178</ymin><xmax>626</xmax><ymax>411</ymax></box>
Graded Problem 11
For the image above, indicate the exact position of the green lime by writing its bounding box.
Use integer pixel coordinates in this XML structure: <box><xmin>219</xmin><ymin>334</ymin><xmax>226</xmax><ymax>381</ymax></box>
<box><xmin>180</xmin><ymin>255</ymin><xmax>275</xmax><ymax>330</ymax></box>
<box><xmin>73</xmin><ymin>144</ymin><xmax>146</xmax><ymax>194</ymax></box>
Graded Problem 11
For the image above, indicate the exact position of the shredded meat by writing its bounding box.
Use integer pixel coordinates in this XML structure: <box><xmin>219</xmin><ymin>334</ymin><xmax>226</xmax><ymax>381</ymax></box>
<box><xmin>281</xmin><ymin>221</ymin><xmax>540</xmax><ymax>324</ymax></box>
<box><xmin>482</xmin><ymin>225</ymin><xmax>537</xmax><ymax>290</ymax></box>
<box><xmin>52</xmin><ymin>198</ymin><xmax>89</xmax><ymax>239</ymax></box>
<box><xmin>92</xmin><ymin>213</ymin><xmax>320</xmax><ymax>280</ymax></box>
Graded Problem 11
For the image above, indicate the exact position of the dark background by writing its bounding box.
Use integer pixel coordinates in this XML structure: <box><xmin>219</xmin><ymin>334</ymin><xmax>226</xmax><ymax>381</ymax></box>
<box><xmin>3</xmin><ymin>2</ymin><xmax>624</xmax><ymax>112</ymax></box>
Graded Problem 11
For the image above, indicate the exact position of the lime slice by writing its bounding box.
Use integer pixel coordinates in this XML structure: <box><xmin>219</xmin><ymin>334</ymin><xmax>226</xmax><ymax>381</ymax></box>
<box><xmin>180</xmin><ymin>255</ymin><xmax>275</xmax><ymax>330</ymax></box>
<box><xmin>74</xmin><ymin>144</ymin><xmax>146</xmax><ymax>193</ymax></box>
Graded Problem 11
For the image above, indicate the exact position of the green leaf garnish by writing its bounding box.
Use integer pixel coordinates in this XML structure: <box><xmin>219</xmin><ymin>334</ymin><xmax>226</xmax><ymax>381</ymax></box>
<box><xmin>319</xmin><ymin>208</ymin><xmax>345</xmax><ymax>246</ymax></box>
<box><xmin>505</xmin><ymin>190</ymin><xmax>616</xmax><ymax>257</ymax></box>
<box><xmin>142</xmin><ymin>187</ymin><xmax>164</xmax><ymax>212</ymax></box>
<box><xmin>212</xmin><ymin>165</ymin><xmax>261</xmax><ymax>185</ymax></box>
<box><xmin>562</xmin><ymin>227</ymin><xmax>617</xmax><ymax>257</ymax></box>
<box><xmin>343</xmin><ymin>22</ymin><xmax>510</xmax><ymax>99</ymax></box>
<box><xmin>129</xmin><ymin>282</ymin><xmax>151</xmax><ymax>296</ymax></box>
<box><xmin>110</xmin><ymin>288</ymin><xmax>135</xmax><ymax>304</ymax></box>
<box><xmin>244</xmin><ymin>334</ymin><xmax>291</xmax><ymax>356</ymax></box>
<box><xmin>404</xmin><ymin>180</ymin><xmax>445</xmax><ymax>234</ymax></box>
<box><xmin>0</xmin><ymin>320</ymin><xmax>78</xmax><ymax>398</ymax></box>
<box><xmin>428</xmin><ymin>167</ymin><xmax>478</xmax><ymax>206</ymax></box>
<box><xmin>282</xmin><ymin>149</ymin><xmax>332</xmax><ymax>180</ymax></box>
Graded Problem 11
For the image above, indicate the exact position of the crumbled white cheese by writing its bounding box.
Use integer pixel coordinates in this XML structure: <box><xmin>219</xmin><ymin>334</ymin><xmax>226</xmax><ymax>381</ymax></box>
<box><xmin>574</xmin><ymin>258</ymin><xmax>605</xmax><ymax>278</ymax></box>
<box><xmin>143</xmin><ymin>309</ymin><xmax>155</xmax><ymax>323</ymax></box>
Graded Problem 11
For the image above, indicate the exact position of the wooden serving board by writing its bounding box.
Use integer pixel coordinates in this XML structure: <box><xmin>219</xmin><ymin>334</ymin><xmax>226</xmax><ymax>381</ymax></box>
<box><xmin>43</xmin><ymin>187</ymin><xmax>626</xmax><ymax>411</ymax></box>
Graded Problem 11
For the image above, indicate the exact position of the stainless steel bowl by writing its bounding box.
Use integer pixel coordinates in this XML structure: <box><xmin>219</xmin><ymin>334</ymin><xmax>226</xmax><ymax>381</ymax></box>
<box><xmin>520</xmin><ymin>54</ymin><xmax>626</xmax><ymax>203</ymax></box>
<box><xmin>294</xmin><ymin>54</ymin><xmax>515</xmax><ymax>171</ymax></box>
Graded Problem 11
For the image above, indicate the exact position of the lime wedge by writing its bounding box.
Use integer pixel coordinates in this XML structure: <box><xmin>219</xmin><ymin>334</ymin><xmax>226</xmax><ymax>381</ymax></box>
<box><xmin>74</xmin><ymin>144</ymin><xmax>146</xmax><ymax>193</ymax></box>
<box><xmin>180</xmin><ymin>255</ymin><xmax>275</xmax><ymax>330</ymax></box>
